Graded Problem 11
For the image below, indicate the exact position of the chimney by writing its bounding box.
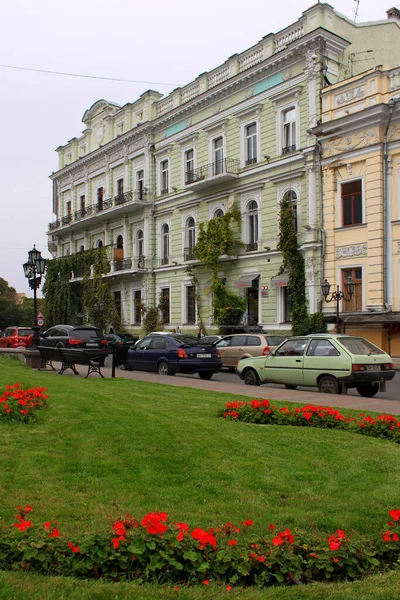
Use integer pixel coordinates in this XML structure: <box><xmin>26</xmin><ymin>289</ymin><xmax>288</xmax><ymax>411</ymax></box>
<box><xmin>387</xmin><ymin>7</ymin><xmax>400</xmax><ymax>20</ymax></box>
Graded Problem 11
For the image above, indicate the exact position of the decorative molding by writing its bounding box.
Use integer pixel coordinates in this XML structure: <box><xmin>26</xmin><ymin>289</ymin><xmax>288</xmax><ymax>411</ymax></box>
<box><xmin>334</xmin><ymin>85</ymin><xmax>366</xmax><ymax>107</ymax></box>
<box><xmin>323</xmin><ymin>129</ymin><xmax>379</xmax><ymax>156</ymax></box>
<box><xmin>335</xmin><ymin>244</ymin><xmax>367</xmax><ymax>258</ymax></box>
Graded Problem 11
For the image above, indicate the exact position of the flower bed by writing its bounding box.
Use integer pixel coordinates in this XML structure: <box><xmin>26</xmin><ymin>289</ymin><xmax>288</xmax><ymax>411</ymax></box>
<box><xmin>0</xmin><ymin>383</ymin><xmax>48</xmax><ymax>423</ymax></box>
<box><xmin>222</xmin><ymin>399</ymin><xmax>400</xmax><ymax>444</ymax></box>
<box><xmin>0</xmin><ymin>505</ymin><xmax>399</xmax><ymax>587</ymax></box>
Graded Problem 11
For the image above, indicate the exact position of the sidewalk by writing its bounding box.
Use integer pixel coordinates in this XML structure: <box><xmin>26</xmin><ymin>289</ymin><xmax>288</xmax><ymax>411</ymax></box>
<box><xmin>53</xmin><ymin>363</ymin><xmax>400</xmax><ymax>416</ymax></box>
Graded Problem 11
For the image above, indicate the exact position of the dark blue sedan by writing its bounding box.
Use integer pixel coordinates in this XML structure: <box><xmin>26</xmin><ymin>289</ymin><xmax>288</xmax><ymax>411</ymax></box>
<box><xmin>127</xmin><ymin>334</ymin><xmax>222</xmax><ymax>379</ymax></box>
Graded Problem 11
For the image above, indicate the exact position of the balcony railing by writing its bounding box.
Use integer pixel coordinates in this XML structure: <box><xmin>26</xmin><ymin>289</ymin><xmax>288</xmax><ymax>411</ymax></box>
<box><xmin>184</xmin><ymin>247</ymin><xmax>195</xmax><ymax>261</ymax></box>
<box><xmin>62</xmin><ymin>214</ymin><xmax>73</xmax><ymax>225</ymax></box>
<box><xmin>246</xmin><ymin>242</ymin><xmax>258</xmax><ymax>252</ymax></box>
<box><xmin>245</xmin><ymin>158</ymin><xmax>257</xmax><ymax>166</ymax></box>
<box><xmin>94</xmin><ymin>198</ymin><xmax>113</xmax><ymax>213</ymax></box>
<box><xmin>185</xmin><ymin>158</ymin><xmax>240</xmax><ymax>189</ymax></box>
<box><xmin>282</xmin><ymin>145</ymin><xmax>296</xmax><ymax>155</ymax></box>
<box><xmin>74</xmin><ymin>206</ymin><xmax>93</xmax><ymax>220</ymax></box>
<box><xmin>114</xmin><ymin>191</ymin><xmax>133</xmax><ymax>206</ymax></box>
<box><xmin>49</xmin><ymin>220</ymin><xmax>61</xmax><ymax>230</ymax></box>
<box><xmin>114</xmin><ymin>258</ymin><xmax>132</xmax><ymax>272</ymax></box>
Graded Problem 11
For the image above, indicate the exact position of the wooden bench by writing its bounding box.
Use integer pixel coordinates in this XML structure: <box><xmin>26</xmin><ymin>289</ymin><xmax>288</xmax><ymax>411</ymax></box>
<box><xmin>38</xmin><ymin>347</ymin><xmax>107</xmax><ymax>378</ymax></box>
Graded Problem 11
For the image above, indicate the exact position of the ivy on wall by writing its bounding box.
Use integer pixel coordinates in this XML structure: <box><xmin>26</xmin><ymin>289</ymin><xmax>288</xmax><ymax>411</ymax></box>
<box><xmin>43</xmin><ymin>248</ymin><xmax>119</xmax><ymax>331</ymax></box>
<box><xmin>190</xmin><ymin>210</ymin><xmax>246</xmax><ymax>331</ymax></box>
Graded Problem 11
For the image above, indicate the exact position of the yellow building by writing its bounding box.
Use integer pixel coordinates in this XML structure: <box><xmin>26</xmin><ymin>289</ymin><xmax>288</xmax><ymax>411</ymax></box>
<box><xmin>314</xmin><ymin>65</ymin><xmax>400</xmax><ymax>355</ymax></box>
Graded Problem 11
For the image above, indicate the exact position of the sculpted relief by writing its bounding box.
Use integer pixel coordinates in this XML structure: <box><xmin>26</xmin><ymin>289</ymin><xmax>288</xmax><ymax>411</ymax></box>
<box><xmin>323</xmin><ymin>130</ymin><xmax>378</xmax><ymax>156</ymax></box>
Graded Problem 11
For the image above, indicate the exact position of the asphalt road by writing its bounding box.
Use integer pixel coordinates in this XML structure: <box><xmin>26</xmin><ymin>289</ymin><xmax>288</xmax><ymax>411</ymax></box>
<box><xmin>104</xmin><ymin>356</ymin><xmax>399</xmax><ymax>402</ymax></box>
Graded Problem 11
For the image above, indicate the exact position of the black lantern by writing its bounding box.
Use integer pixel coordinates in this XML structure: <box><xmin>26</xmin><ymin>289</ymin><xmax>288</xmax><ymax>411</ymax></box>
<box><xmin>321</xmin><ymin>277</ymin><xmax>354</xmax><ymax>333</ymax></box>
<box><xmin>22</xmin><ymin>245</ymin><xmax>47</xmax><ymax>348</ymax></box>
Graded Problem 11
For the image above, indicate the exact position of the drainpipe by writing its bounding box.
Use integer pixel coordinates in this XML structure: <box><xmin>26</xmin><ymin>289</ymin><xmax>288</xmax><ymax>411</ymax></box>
<box><xmin>150</xmin><ymin>144</ymin><xmax>157</xmax><ymax>307</ymax></box>
<box><xmin>383</xmin><ymin>98</ymin><xmax>398</xmax><ymax>310</ymax></box>
<box><xmin>316</xmin><ymin>140</ymin><xmax>325</xmax><ymax>312</ymax></box>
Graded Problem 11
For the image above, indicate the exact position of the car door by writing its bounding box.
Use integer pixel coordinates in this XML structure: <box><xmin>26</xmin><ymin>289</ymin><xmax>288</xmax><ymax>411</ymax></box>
<box><xmin>303</xmin><ymin>338</ymin><xmax>348</xmax><ymax>386</ymax></box>
<box><xmin>146</xmin><ymin>336</ymin><xmax>170</xmax><ymax>372</ymax></box>
<box><xmin>0</xmin><ymin>328</ymin><xmax>14</xmax><ymax>348</ymax></box>
<box><xmin>216</xmin><ymin>336</ymin><xmax>233</xmax><ymax>367</ymax></box>
<box><xmin>130</xmin><ymin>336</ymin><xmax>153</xmax><ymax>371</ymax></box>
<box><xmin>263</xmin><ymin>338</ymin><xmax>308</xmax><ymax>385</ymax></box>
<box><xmin>224</xmin><ymin>335</ymin><xmax>248</xmax><ymax>367</ymax></box>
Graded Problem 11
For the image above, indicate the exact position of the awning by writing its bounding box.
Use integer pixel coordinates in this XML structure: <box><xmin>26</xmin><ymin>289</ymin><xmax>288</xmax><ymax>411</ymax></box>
<box><xmin>235</xmin><ymin>273</ymin><xmax>260</xmax><ymax>288</ymax></box>
<box><xmin>270</xmin><ymin>274</ymin><xmax>289</xmax><ymax>287</ymax></box>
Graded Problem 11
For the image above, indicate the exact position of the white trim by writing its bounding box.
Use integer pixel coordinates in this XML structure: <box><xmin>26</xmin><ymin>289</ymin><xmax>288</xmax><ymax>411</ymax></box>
<box><xmin>182</xmin><ymin>145</ymin><xmax>197</xmax><ymax>188</ymax></box>
<box><xmin>131</xmin><ymin>285</ymin><xmax>143</xmax><ymax>326</ymax></box>
<box><xmin>158</xmin><ymin>284</ymin><xmax>171</xmax><ymax>324</ymax></box>
<box><xmin>241</xmin><ymin>191</ymin><xmax>262</xmax><ymax>247</ymax></box>
<box><xmin>210</xmin><ymin>203</ymin><xmax>225</xmax><ymax>219</ymax></box>
<box><xmin>159</xmin><ymin>219</ymin><xmax>171</xmax><ymax>262</ymax></box>
<box><xmin>208</xmin><ymin>132</ymin><xmax>226</xmax><ymax>165</ymax></box>
<box><xmin>181</xmin><ymin>212</ymin><xmax>197</xmax><ymax>258</ymax></box>
<box><xmin>240</xmin><ymin>118</ymin><xmax>261</xmax><ymax>169</ymax></box>
<box><xmin>277</xmin><ymin>183</ymin><xmax>301</xmax><ymax>233</ymax></box>
<box><xmin>275</xmin><ymin>99</ymin><xmax>300</xmax><ymax>155</ymax></box>
<box><xmin>182</xmin><ymin>280</ymin><xmax>197</xmax><ymax>325</ymax></box>
<box><xmin>156</xmin><ymin>157</ymin><xmax>170</xmax><ymax>195</ymax></box>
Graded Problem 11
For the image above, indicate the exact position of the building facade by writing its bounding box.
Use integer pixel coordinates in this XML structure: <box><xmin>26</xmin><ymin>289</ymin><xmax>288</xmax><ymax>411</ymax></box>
<box><xmin>314</xmin><ymin>64</ymin><xmax>400</xmax><ymax>354</ymax></box>
<box><xmin>47</xmin><ymin>3</ymin><xmax>400</xmax><ymax>334</ymax></box>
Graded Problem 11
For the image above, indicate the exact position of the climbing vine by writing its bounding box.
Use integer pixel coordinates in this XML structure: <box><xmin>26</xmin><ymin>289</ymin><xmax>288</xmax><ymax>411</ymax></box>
<box><xmin>276</xmin><ymin>196</ymin><xmax>308</xmax><ymax>336</ymax></box>
<box><xmin>190</xmin><ymin>210</ymin><xmax>246</xmax><ymax>332</ymax></box>
<box><xmin>43</xmin><ymin>248</ymin><xmax>119</xmax><ymax>331</ymax></box>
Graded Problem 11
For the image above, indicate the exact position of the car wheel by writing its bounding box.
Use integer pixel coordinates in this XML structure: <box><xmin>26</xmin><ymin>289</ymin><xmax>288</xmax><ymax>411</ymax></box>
<box><xmin>157</xmin><ymin>361</ymin><xmax>170</xmax><ymax>376</ymax></box>
<box><xmin>356</xmin><ymin>382</ymin><xmax>379</xmax><ymax>398</ymax></box>
<box><xmin>243</xmin><ymin>369</ymin><xmax>260</xmax><ymax>386</ymax></box>
<box><xmin>318</xmin><ymin>375</ymin><xmax>340</xmax><ymax>394</ymax></box>
<box><xmin>199</xmin><ymin>371</ymin><xmax>213</xmax><ymax>380</ymax></box>
<box><xmin>285</xmin><ymin>384</ymin><xmax>297</xmax><ymax>390</ymax></box>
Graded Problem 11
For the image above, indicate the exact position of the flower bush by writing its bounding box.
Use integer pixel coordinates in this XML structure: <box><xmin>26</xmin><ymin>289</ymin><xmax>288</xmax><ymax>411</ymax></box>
<box><xmin>0</xmin><ymin>505</ymin><xmax>399</xmax><ymax>587</ymax></box>
<box><xmin>222</xmin><ymin>399</ymin><xmax>400</xmax><ymax>444</ymax></box>
<box><xmin>0</xmin><ymin>383</ymin><xmax>48</xmax><ymax>423</ymax></box>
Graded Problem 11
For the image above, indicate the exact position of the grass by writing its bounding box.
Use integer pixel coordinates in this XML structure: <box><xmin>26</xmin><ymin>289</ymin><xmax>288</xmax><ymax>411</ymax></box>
<box><xmin>0</xmin><ymin>356</ymin><xmax>400</xmax><ymax>597</ymax></box>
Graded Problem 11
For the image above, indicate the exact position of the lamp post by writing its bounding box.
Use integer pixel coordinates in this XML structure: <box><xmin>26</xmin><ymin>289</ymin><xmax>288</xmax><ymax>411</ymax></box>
<box><xmin>22</xmin><ymin>245</ymin><xmax>47</xmax><ymax>348</ymax></box>
<box><xmin>321</xmin><ymin>277</ymin><xmax>355</xmax><ymax>334</ymax></box>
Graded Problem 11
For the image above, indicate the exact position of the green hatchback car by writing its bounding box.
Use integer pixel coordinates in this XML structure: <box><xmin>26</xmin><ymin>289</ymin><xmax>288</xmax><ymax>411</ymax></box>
<box><xmin>236</xmin><ymin>334</ymin><xmax>395</xmax><ymax>397</ymax></box>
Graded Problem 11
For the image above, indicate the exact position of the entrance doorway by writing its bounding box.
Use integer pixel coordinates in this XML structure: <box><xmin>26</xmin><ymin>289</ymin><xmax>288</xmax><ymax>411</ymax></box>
<box><xmin>247</xmin><ymin>278</ymin><xmax>259</xmax><ymax>324</ymax></box>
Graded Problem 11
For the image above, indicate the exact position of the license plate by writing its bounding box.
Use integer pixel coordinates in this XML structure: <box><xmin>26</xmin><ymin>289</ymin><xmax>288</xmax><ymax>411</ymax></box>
<box><xmin>366</xmin><ymin>364</ymin><xmax>381</xmax><ymax>371</ymax></box>
<box><xmin>86</xmin><ymin>343</ymin><xmax>98</xmax><ymax>347</ymax></box>
<box><xmin>197</xmin><ymin>353</ymin><xmax>211</xmax><ymax>359</ymax></box>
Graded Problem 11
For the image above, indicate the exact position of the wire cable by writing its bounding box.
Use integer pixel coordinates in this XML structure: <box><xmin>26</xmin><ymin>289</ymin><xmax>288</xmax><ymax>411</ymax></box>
<box><xmin>0</xmin><ymin>63</ymin><xmax>182</xmax><ymax>87</ymax></box>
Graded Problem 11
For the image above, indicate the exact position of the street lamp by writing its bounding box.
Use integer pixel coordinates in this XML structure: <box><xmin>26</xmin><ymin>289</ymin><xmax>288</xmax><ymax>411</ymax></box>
<box><xmin>22</xmin><ymin>245</ymin><xmax>47</xmax><ymax>347</ymax></box>
<box><xmin>321</xmin><ymin>277</ymin><xmax>355</xmax><ymax>333</ymax></box>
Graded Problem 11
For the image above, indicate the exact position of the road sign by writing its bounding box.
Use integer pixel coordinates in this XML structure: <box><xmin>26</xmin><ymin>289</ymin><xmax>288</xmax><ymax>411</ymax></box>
<box><xmin>37</xmin><ymin>318</ymin><xmax>44</xmax><ymax>327</ymax></box>
<box><xmin>37</xmin><ymin>311</ymin><xmax>44</xmax><ymax>319</ymax></box>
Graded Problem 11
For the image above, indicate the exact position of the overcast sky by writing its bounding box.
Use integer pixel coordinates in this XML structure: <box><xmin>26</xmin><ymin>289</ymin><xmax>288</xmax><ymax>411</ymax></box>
<box><xmin>0</xmin><ymin>0</ymin><xmax>394</xmax><ymax>296</ymax></box>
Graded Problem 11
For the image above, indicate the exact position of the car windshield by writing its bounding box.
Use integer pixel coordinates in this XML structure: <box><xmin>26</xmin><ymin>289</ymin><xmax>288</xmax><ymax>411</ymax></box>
<box><xmin>338</xmin><ymin>337</ymin><xmax>385</xmax><ymax>355</ymax></box>
<box><xmin>73</xmin><ymin>328</ymin><xmax>103</xmax><ymax>340</ymax></box>
<box><xmin>118</xmin><ymin>333</ymin><xmax>133</xmax><ymax>339</ymax></box>
<box><xmin>174</xmin><ymin>335</ymin><xmax>201</xmax><ymax>346</ymax></box>
<box><xmin>17</xmin><ymin>329</ymin><xmax>34</xmax><ymax>336</ymax></box>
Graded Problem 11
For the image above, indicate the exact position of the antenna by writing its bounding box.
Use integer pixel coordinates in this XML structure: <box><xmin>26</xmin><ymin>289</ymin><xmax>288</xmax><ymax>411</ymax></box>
<box><xmin>354</xmin><ymin>0</ymin><xmax>360</xmax><ymax>22</ymax></box>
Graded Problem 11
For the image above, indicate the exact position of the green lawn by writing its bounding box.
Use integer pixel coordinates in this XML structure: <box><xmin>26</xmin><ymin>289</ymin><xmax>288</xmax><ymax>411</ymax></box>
<box><xmin>0</xmin><ymin>356</ymin><xmax>399</xmax><ymax>597</ymax></box>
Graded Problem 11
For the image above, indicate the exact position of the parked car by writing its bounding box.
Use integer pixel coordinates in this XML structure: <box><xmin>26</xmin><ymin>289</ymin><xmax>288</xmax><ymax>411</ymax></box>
<box><xmin>236</xmin><ymin>334</ymin><xmax>395</xmax><ymax>397</ymax></box>
<box><xmin>127</xmin><ymin>334</ymin><xmax>222</xmax><ymax>379</ymax></box>
<box><xmin>215</xmin><ymin>333</ymin><xmax>287</xmax><ymax>371</ymax></box>
<box><xmin>105</xmin><ymin>332</ymin><xmax>139</xmax><ymax>347</ymax></box>
<box><xmin>0</xmin><ymin>326</ymin><xmax>35</xmax><ymax>348</ymax></box>
<box><xmin>200</xmin><ymin>335</ymin><xmax>223</xmax><ymax>345</ymax></box>
<box><xmin>40</xmin><ymin>325</ymin><xmax>109</xmax><ymax>360</ymax></box>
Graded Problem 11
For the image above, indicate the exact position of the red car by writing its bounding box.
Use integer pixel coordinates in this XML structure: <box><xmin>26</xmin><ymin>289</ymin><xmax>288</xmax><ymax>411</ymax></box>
<box><xmin>0</xmin><ymin>326</ymin><xmax>35</xmax><ymax>348</ymax></box>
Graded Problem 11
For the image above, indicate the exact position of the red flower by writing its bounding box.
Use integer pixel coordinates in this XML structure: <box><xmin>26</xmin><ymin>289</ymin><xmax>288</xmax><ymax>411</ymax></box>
<box><xmin>112</xmin><ymin>537</ymin><xmax>120</xmax><ymax>549</ymax></box>
<box><xmin>44</xmin><ymin>522</ymin><xmax>51</xmax><ymax>531</ymax></box>
<box><xmin>68</xmin><ymin>541</ymin><xmax>80</xmax><ymax>553</ymax></box>
<box><xmin>203</xmin><ymin>580</ymin><xmax>210</xmax><ymax>585</ymax></box>
<box><xmin>226</xmin><ymin>585</ymin><xmax>232</xmax><ymax>590</ymax></box>
<box><xmin>242</xmin><ymin>519</ymin><xmax>253</xmax><ymax>527</ymax></box>
<box><xmin>333</xmin><ymin>557</ymin><xmax>339</xmax><ymax>563</ymax></box>
<box><xmin>191</xmin><ymin>527</ymin><xmax>217</xmax><ymax>548</ymax></box>
<box><xmin>389</xmin><ymin>509</ymin><xmax>400</xmax><ymax>522</ymax></box>
<box><xmin>269</xmin><ymin>524</ymin><xmax>275</xmax><ymax>530</ymax></box>
<box><xmin>227</xmin><ymin>539</ymin><xmax>237</xmax><ymax>546</ymax></box>
<box><xmin>272</xmin><ymin>528</ymin><xmax>294</xmax><ymax>546</ymax></box>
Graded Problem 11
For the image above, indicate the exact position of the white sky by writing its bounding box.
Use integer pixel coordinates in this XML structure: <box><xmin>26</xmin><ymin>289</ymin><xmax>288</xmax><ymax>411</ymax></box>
<box><xmin>0</xmin><ymin>0</ymin><xmax>394</xmax><ymax>295</ymax></box>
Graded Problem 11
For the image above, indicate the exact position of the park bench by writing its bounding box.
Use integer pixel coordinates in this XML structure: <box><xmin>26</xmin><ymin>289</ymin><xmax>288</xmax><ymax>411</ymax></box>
<box><xmin>38</xmin><ymin>346</ymin><xmax>107</xmax><ymax>378</ymax></box>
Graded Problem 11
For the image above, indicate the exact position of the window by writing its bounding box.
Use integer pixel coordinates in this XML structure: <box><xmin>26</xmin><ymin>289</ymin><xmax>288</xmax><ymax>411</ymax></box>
<box><xmin>342</xmin><ymin>268</ymin><xmax>362</xmax><ymax>312</ymax></box>
<box><xmin>213</xmin><ymin>208</ymin><xmax>224</xmax><ymax>218</ymax></box>
<box><xmin>160</xmin><ymin>160</ymin><xmax>169</xmax><ymax>194</ymax></box>
<box><xmin>342</xmin><ymin>180</ymin><xmax>362</xmax><ymax>226</ymax></box>
<box><xmin>186</xmin><ymin>285</ymin><xmax>196</xmax><ymax>324</ymax></box>
<box><xmin>117</xmin><ymin>178</ymin><xmax>124</xmax><ymax>199</ymax></box>
<box><xmin>282</xmin><ymin>189</ymin><xmax>298</xmax><ymax>232</ymax></box>
<box><xmin>185</xmin><ymin>149</ymin><xmax>195</xmax><ymax>184</ymax></box>
<box><xmin>133</xmin><ymin>290</ymin><xmax>142</xmax><ymax>324</ymax></box>
<box><xmin>213</xmin><ymin>137</ymin><xmax>224</xmax><ymax>175</ymax></box>
<box><xmin>283</xmin><ymin>287</ymin><xmax>293</xmax><ymax>322</ymax></box>
<box><xmin>282</xmin><ymin>107</ymin><xmax>296</xmax><ymax>154</ymax></box>
<box><xmin>97</xmin><ymin>187</ymin><xmax>104</xmax><ymax>211</ymax></box>
<box><xmin>307</xmin><ymin>339</ymin><xmax>340</xmax><ymax>357</ymax></box>
<box><xmin>246</xmin><ymin>200</ymin><xmax>259</xmax><ymax>251</ymax></box>
<box><xmin>137</xmin><ymin>170</ymin><xmax>145</xmax><ymax>200</ymax></box>
<box><xmin>276</xmin><ymin>338</ymin><xmax>307</xmax><ymax>356</ymax></box>
<box><xmin>97</xmin><ymin>239</ymin><xmax>103</xmax><ymax>249</ymax></box>
<box><xmin>245</xmin><ymin>123</ymin><xmax>257</xmax><ymax>165</ymax></box>
<box><xmin>114</xmin><ymin>291</ymin><xmax>122</xmax><ymax>323</ymax></box>
<box><xmin>66</xmin><ymin>201</ymin><xmax>72</xmax><ymax>216</ymax></box>
<box><xmin>160</xmin><ymin>288</ymin><xmax>170</xmax><ymax>324</ymax></box>
<box><xmin>161</xmin><ymin>224</ymin><xmax>170</xmax><ymax>265</ymax></box>
<box><xmin>184</xmin><ymin>217</ymin><xmax>195</xmax><ymax>261</ymax></box>
<box><xmin>80</xmin><ymin>195</ymin><xmax>86</xmax><ymax>212</ymax></box>
<box><xmin>136</xmin><ymin>230</ymin><xmax>144</xmax><ymax>268</ymax></box>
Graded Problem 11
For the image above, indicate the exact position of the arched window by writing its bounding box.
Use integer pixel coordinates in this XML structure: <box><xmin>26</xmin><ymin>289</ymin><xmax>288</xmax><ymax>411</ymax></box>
<box><xmin>136</xmin><ymin>230</ymin><xmax>145</xmax><ymax>268</ymax></box>
<box><xmin>246</xmin><ymin>200</ymin><xmax>259</xmax><ymax>252</ymax></box>
<box><xmin>213</xmin><ymin>208</ymin><xmax>224</xmax><ymax>219</ymax></box>
<box><xmin>185</xmin><ymin>217</ymin><xmax>195</xmax><ymax>261</ymax></box>
<box><xmin>97</xmin><ymin>239</ymin><xmax>103</xmax><ymax>249</ymax></box>
<box><xmin>79</xmin><ymin>245</ymin><xmax>85</xmax><ymax>253</ymax></box>
<box><xmin>161</xmin><ymin>224</ymin><xmax>170</xmax><ymax>265</ymax></box>
<box><xmin>283</xmin><ymin>189</ymin><xmax>298</xmax><ymax>232</ymax></box>
<box><xmin>114</xmin><ymin>235</ymin><xmax>124</xmax><ymax>264</ymax></box>
<box><xmin>117</xmin><ymin>235</ymin><xmax>123</xmax><ymax>249</ymax></box>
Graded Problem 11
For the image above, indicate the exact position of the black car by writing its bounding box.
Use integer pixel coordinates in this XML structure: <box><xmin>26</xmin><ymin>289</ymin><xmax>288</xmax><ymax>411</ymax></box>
<box><xmin>127</xmin><ymin>334</ymin><xmax>222</xmax><ymax>379</ymax></box>
<box><xmin>40</xmin><ymin>325</ymin><xmax>109</xmax><ymax>360</ymax></box>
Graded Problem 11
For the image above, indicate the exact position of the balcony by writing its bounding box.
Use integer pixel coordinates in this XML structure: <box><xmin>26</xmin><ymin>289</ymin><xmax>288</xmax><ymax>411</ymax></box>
<box><xmin>185</xmin><ymin>158</ymin><xmax>239</xmax><ymax>191</ymax></box>
<box><xmin>48</xmin><ymin>219</ymin><xmax>61</xmax><ymax>231</ymax></box>
<box><xmin>114</xmin><ymin>258</ymin><xmax>132</xmax><ymax>272</ymax></box>
<box><xmin>74</xmin><ymin>206</ymin><xmax>93</xmax><ymax>220</ymax></box>
<box><xmin>62</xmin><ymin>214</ymin><xmax>73</xmax><ymax>226</ymax></box>
<box><xmin>114</xmin><ymin>191</ymin><xmax>133</xmax><ymax>206</ymax></box>
<box><xmin>281</xmin><ymin>145</ymin><xmax>296</xmax><ymax>155</ymax></box>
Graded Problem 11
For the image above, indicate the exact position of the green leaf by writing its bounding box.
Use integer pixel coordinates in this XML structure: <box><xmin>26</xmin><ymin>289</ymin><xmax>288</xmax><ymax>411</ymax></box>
<box><xmin>127</xmin><ymin>540</ymin><xmax>146</xmax><ymax>555</ymax></box>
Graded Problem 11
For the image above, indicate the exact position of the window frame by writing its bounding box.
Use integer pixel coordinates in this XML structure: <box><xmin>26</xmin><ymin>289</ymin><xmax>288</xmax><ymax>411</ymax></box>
<box><xmin>160</xmin><ymin>159</ymin><xmax>169</xmax><ymax>195</ymax></box>
<box><xmin>132</xmin><ymin>288</ymin><xmax>142</xmax><ymax>325</ymax></box>
<box><xmin>183</xmin><ymin>215</ymin><xmax>196</xmax><ymax>261</ymax></box>
<box><xmin>340</xmin><ymin>179</ymin><xmax>363</xmax><ymax>228</ymax></box>
<box><xmin>159</xmin><ymin>286</ymin><xmax>171</xmax><ymax>324</ymax></box>
<box><xmin>184</xmin><ymin>148</ymin><xmax>195</xmax><ymax>185</ymax></box>
<box><xmin>160</xmin><ymin>222</ymin><xmax>170</xmax><ymax>265</ymax></box>
<box><xmin>245</xmin><ymin>199</ymin><xmax>260</xmax><ymax>252</ymax></box>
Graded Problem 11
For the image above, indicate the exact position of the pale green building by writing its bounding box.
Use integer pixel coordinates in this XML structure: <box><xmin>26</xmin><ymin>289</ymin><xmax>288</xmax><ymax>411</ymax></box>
<box><xmin>47</xmin><ymin>2</ymin><xmax>400</xmax><ymax>334</ymax></box>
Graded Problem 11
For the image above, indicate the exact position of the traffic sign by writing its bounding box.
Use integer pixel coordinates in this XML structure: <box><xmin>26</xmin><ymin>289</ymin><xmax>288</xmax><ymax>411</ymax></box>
<box><xmin>37</xmin><ymin>318</ymin><xmax>44</xmax><ymax>327</ymax></box>
<box><xmin>37</xmin><ymin>311</ymin><xmax>44</xmax><ymax>318</ymax></box>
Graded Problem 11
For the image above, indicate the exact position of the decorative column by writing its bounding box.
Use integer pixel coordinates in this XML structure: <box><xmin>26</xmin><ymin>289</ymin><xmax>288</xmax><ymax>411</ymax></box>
<box><xmin>307</xmin><ymin>162</ymin><xmax>317</xmax><ymax>229</ymax></box>
<box><xmin>387</xmin><ymin>155</ymin><xmax>393</xmax><ymax>308</ymax></box>
<box><xmin>306</xmin><ymin>256</ymin><xmax>318</xmax><ymax>314</ymax></box>
<box><xmin>304</xmin><ymin>49</ymin><xmax>320</xmax><ymax>131</ymax></box>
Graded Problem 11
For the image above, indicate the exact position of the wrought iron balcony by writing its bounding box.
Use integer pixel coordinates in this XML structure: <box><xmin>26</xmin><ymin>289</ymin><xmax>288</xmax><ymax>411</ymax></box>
<box><xmin>48</xmin><ymin>220</ymin><xmax>61</xmax><ymax>231</ymax></box>
<box><xmin>185</xmin><ymin>158</ymin><xmax>239</xmax><ymax>190</ymax></box>
<box><xmin>61</xmin><ymin>214</ymin><xmax>73</xmax><ymax>225</ymax></box>
<box><xmin>114</xmin><ymin>258</ymin><xmax>132</xmax><ymax>271</ymax></box>
<box><xmin>281</xmin><ymin>145</ymin><xmax>296</xmax><ymax>155</ymax></box>
<box><xmin>246</xmin><ymin>242</ymin><xmax>258</xmax><ymax>252</ymax></box>
<box><xmin>184</xmin><ymin>247</ymin><xmax>195</xmax><ymax>261</ymax></box>
<box><xmin>114</xmin><ymin>191</ymin><xmax>133</xmax><ymax>206</ymax></box>
<box><xmin>74</xmin><ymin>206</ymin><xmax>93</xmax><ymax>220</ymax></box>
<box><xmin>94</xmin><ymin>198</ymin><xmax>113</xmax><ymax>213</ymax></box>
